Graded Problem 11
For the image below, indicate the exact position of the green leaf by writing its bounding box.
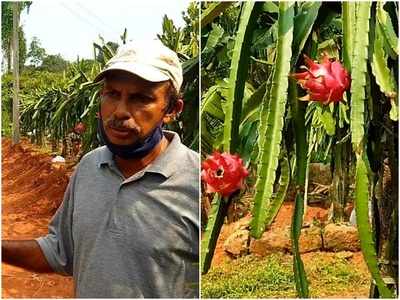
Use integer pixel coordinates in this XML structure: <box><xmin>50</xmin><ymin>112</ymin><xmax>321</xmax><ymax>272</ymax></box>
<box><xmin>223</xmin><ymin>2</ymin><xmax>262</xmax><ymax>153</ymax></box>
<box><xmin>342</xmin><ymin>2</ymin><xmax>356</xmax><ymax>70</ymax></box>
<box><xmin>264</xmin><ymin>155</ymin><xmax>290</xmax><ymax>228</ymax></box>
<box><xmin>203</xmin><ymin>24</ymin><xmax>225</xmax><ymax>53</ymax></box>
<box><xmin>289</xmin><ymin>77</ymin><xmax>309</xmax><ymax>298</ymax></box>
<box><xmin>291</xmin><ymin>2</ymin><xmax>321</xmax><ymax>67</ymax></box>
<box><xmin>376</xmin><ymin>2</ymin><xmax>399</xmax><ymax>58</ymax></box>
<box><xmin>320</xmin><ymin>109</ymin><xmax>336</xmax><ymax>136</ymax></box>
<box><xmin>201</xmin><ymin>194</ymin><xmax>229</xmax><ymax>274</ymax></box>
<box><xmin>262</xmin><ymin>2</ymin><xmax>278</xmax><ymax>14</ymax></box>
<box><xmin>201</xmin><ymin>85</ymin><xmax>225</xmax><ymax>121</ymax></box>
<box><xmin>350</xmin><ymin>2</ymin><xmax>371</xmax><ymax>152</ymax></box>
<box><xmin>200</xmin><ymin>2</ymin><xmax>233</xmax><ymax>29</ymax></box>
<box><xmin>355</xmin><ymin>155</ymin><xmax>395</xmax><ymax>298</ymax></box>
<box><xmin>256</xmin><ymin>72</ymin><xmax>273</xmax><ymax>162</ymax></box>
<box><xmin>240</xmin><ymin>81</ymin><xmax>267</xmax><ymax>127</ymax></box>
<box><xmin>389</xmin><ymin>99</ymin><xmax>398</xmax><ymax>121</ymax></box>
<box><xmin>371</xmin><ymin>20</ymin><xmax>397</xmax><ymax>98</ymax></box>
<box><xmin>80</xmin><ymin>89</ymin><xmax>99</xmax><ymax>119</ymax></box>
<box><xmin>239</xmin><ymin>121</ymin><xmax>259</xmax><ymax>165</ymax></box>
<box><xmin>251</xmin><ymin>2</ymin><xmax>294</xmax><ymax>239</ymax></box>
<box><xmin>291</xmin><ymin>193</ymin><xmax>309</xmax><ymax>297</ymax></box>
<box><xmin>50</xmin><ymin>98</ymin><xmax>69</xmax><ymax>124</ymax></box>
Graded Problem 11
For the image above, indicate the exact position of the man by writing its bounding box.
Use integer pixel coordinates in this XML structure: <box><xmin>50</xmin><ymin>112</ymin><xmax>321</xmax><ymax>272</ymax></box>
<box><xmin>2</xmin><ymin>40</ymin><xmax>199</xmax><ymax>298</ymax></box>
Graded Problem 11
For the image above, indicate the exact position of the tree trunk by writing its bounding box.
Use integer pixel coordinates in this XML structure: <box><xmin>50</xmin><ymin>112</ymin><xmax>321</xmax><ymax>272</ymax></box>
<box><xmin>12</xmin><ymin>2</ymin><xmax>20</xmax><ymax>145</ymax></box>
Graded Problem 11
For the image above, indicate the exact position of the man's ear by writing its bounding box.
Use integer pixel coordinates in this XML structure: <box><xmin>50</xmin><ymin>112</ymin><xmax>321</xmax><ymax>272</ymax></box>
<box><xmin>163</xmin><ymin>99</ymin><xmax>184</xmax><ymax>124</ymax></box>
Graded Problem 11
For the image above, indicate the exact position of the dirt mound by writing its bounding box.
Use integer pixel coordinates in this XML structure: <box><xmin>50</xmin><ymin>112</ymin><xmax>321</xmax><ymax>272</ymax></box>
<box><xmin>2</xmin><ymin>138</ymin><xmax>74</xmax><ymax>298</ymax></box>
<box><xmin>2</xmin><ymin>138</ymin><xmax>72</xmax><ymax>218</ymax></box>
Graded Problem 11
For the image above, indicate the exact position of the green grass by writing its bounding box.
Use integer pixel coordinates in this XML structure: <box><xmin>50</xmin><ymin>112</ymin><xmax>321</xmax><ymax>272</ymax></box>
<box><xmin>201</xmin><ymin>253</ymin><xmax>370</xmax><ymax>298</ymax></box>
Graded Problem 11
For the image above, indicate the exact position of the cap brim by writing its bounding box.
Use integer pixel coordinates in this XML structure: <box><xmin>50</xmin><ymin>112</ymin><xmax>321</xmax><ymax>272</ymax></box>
<box><xmin>93</xmin><ymin>62</ymin><xmax>170</xmax><ymax>84</ymax></box>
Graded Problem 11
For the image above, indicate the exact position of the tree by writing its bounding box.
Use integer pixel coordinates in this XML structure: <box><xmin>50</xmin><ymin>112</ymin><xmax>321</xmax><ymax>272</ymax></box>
<box><xmin>1</xmin><ymin>1</ymin><xmax>31</xmax><ymax>73</ymax></box>
<box><xmin>40</xmin><ymin>54</ymin><xmax>69</xmax><ymax>72</ymax></box>
<box><xmin>27</xmin><ymin>36</ymin><xmax>46</xmax><ymax>66</ymax></box>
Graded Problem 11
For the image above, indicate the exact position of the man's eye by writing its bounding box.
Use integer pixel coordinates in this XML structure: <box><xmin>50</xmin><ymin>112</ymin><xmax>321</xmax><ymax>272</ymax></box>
<box><xmin>105</xmin><ymin>91</ymin><xmax>119</xmax><ymax>98</ymax></box>
<box><xmin>130</xmin><ymin>94</ymin><xmax>153</xmax><ymax>103</ymax></box>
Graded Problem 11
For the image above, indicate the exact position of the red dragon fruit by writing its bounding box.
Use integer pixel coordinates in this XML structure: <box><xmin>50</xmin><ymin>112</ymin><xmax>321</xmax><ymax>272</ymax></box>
<box><xmin>292</xmin><ymin>54</ymin><xmax>350</xmax><ymax>104</ymax></box>
<box><xmin>201</xmin><ymin>151</ymin><xmax>249</xmax><ymax>197</ymax></box>
<box><xmin>74</xmin><ymin>122</ymin><xmax>86</xmax><ymax>134</ymax></box>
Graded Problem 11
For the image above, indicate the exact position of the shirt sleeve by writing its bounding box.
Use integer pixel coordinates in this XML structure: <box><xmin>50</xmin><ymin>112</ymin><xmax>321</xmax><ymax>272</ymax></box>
<box><xmin>35</xmin><ymin>171</ymin><xmax>77</xmax><ymax>276</ymax></box>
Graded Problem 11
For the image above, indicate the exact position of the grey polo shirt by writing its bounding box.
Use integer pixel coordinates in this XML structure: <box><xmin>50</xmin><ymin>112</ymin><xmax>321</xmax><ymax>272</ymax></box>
<box><xmin>36</xmin><ymin>131</ymin><xmax>199</xmax><ymax>298</ymax></box>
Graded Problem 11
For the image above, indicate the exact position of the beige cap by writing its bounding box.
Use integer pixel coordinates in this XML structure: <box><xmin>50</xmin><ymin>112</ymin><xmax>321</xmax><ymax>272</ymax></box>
<box><xmin>94</xmin><ymin>40</ymin><xmax>183</xmax><ymax>92</ymax></box>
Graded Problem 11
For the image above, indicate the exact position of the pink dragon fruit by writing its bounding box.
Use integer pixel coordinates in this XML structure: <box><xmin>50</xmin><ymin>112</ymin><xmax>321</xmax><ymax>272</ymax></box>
<box><xmin>201</xmin><ymin>151</ymin><xmax>249</xmax><ymax>197</ymax></box>
<box><xmin>292</xmin><ymin>54</ymin><xmax>350</xmax><ymax>104</ymax></box>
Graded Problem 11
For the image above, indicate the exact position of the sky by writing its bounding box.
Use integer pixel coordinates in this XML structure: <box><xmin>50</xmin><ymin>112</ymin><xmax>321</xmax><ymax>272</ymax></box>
<box><xmin>20</xmin><ymin>0</ymin><xmax>191</xmax><ymax>62</ymax></box>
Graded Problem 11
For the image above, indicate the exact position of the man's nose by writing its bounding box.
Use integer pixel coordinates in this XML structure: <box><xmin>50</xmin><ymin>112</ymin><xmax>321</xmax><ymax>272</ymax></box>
<box><xmin>113</xmin><ymin>97</ymin><xmax>131</xmax><ymax>119</ymax></box>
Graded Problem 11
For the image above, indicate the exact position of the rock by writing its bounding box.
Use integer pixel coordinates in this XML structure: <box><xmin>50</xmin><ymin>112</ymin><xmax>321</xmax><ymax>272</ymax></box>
<box><xmin>323</xmin><ymin>223</ymin><xmax>361</xmax><ymax>252</ymax></box>
<box><xmin>250</xmin><ymin>225</ymin><xmax>322</xmax><ymax>257</ymax></box>
<box><xmin>232</xmin><ymin>214</ymin><xmax>251</xmax><ymax>231</ymax></box>
<box><xmin>249</xmin><ymin>230</ymin><xmax>291</xmax><ymax>256</ymax></box>
<box><xmin>223</xmin><ymin>229</ymin><xmax>249</xmax><ymax>257</ymax></box>
<box><xmin>297</xmin><ymin>226</ymin><xmax>322</xmax><ymax>253</ymax></box>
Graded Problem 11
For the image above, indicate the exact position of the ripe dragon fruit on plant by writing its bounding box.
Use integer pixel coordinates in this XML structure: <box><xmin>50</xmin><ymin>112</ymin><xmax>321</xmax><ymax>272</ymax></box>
<box><xmin>201</xmin><ymin>151</ymin><xmax>249</xmax><ymax>197</ymax></box>
<box><xmin>292</xmin><ymin>54</ymin><xmax>351</xmax><ymax>104</ymax></box>
<box><xmin>74</xmin><ymin>122</ymin><xmax>86</xmax><ymax>134</ymax></box>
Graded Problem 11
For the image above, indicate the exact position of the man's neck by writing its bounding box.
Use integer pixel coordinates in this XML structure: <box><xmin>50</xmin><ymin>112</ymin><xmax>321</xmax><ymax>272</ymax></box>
<box><xmin>115</xmin><ymin>136</ymin><xmax>169</xmax><ymax>179</ymax></box>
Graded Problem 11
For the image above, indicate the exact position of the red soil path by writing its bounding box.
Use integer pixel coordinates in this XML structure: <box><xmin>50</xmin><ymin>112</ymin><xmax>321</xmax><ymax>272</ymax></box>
<box><xmin>2</xmin><ymin>138</ymin><xmax>74</xmax><ymax>298</ymax></box>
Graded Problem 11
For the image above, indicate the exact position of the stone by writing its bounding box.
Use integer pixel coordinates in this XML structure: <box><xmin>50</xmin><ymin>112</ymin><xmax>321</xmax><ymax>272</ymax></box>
<box><xmin>323</xmin><ymin>223</ymin><xmax>361</xmax><ymax>252</ymax></box>
<box><xmin>232</xmin><ymin>214</ymin><xmax>251</xmax><ymax>231</ymax></box>
<box><xmin>249</xmin><ymin>230</ymin><xmax>291</xmax><ymax>256</ymax></box>
<box><xmin>223</xmin><ymin>229</ymin><xmax>249</xmax><ymax>257</ymax></box>
<box><xmin>250</xmin><ymin>225</ymin><xmax>322</xmax><ymax>257</ymax></box>
<box><xmin>297</xmin><ymin>226</ymin><xmax>323</xmax><ymax>253</ymax></box>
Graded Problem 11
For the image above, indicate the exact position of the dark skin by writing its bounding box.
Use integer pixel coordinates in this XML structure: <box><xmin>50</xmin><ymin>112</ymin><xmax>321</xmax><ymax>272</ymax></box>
<box><xmin>2</xmin><ymin>70</ymin><xmax>183</xmax><ymax>273</ymax></box>
<box><xmin>100</xmin><ymin>70</ymin><xmax>183</xmax><ymax>177</ymax></box>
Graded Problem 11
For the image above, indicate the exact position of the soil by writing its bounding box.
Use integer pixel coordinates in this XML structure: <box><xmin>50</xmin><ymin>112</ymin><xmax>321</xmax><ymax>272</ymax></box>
<box><xmin>2</xmin><ymin>138</ymin><xmax>74</xmax><ymax>298</ymax></box>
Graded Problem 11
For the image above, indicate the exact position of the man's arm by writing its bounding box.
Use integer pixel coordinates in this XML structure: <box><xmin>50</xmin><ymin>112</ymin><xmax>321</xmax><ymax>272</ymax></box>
<box><xmin>2</xmin><ymin>239</ymin><xmax>53</xmax><ymax>273</ymax></box>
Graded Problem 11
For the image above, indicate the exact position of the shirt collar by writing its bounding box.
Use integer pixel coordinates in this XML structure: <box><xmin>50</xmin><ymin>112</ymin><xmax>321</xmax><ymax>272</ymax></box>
<box><xmin>97</xmin><ymin>130</ymin><xmax>183</xmax><ymax>178</ymax></box>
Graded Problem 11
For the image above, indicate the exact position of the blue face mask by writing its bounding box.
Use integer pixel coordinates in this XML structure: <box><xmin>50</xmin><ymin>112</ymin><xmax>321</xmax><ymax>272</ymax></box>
<box><xmin>97</xmin><ymin>116</ymin><xmax>164</xmax><ymax>159</ymax></box>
